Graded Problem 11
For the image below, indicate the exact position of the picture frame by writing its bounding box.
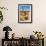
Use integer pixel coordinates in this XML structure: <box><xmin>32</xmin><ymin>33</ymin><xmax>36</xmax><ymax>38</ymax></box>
<box><xmin>18</xmin><ymin>4</ymin><xmax>32</xmax><ymax>23</ymax></box>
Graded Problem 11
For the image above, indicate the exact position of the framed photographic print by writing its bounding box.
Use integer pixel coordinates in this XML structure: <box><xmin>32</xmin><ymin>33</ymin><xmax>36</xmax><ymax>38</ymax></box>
<box><xmin>18</xmin><ymin>4</ymin><xmax>32</xmax><ymax>23</ymax></box>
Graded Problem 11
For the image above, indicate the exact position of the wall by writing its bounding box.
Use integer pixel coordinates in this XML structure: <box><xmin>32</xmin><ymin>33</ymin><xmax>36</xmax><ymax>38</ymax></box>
<box><xmin>0</xmin><ymin>0</ymin><xmax>46</xmax><ymax>46</ymax></box>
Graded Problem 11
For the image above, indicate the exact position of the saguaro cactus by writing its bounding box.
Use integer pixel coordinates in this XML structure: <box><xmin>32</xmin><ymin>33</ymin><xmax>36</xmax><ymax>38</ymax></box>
<box><xmin>0</xmin><ymin>7</ymin><xmax>8</xmax><ymax>23</ymax></box>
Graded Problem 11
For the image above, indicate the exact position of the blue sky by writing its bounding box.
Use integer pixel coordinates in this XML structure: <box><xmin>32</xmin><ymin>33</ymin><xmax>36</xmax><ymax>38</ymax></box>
<box><xmin>19</xmin><ymin>5</ymin><xmax>32</xmax><ymax>11</ymax></box>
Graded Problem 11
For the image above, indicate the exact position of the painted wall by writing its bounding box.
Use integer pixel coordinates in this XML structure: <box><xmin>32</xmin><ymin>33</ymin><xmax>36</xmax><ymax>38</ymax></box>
<box><xmin>0</xmin><ymin>0</ymin><xmax>46</xmax><ymax>46</ymax></box>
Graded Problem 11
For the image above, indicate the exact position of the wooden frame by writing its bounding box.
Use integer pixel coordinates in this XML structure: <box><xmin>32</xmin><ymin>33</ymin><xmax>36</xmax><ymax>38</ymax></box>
<box><xmin>2</xmin><ymin>38</ymin><xmax>44</xmax><ymax>46</ymax></box>
<box><xmin>18</xmin><ymin>4</ymin><xmax>32</xmax><ymax>23</ymax></box>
